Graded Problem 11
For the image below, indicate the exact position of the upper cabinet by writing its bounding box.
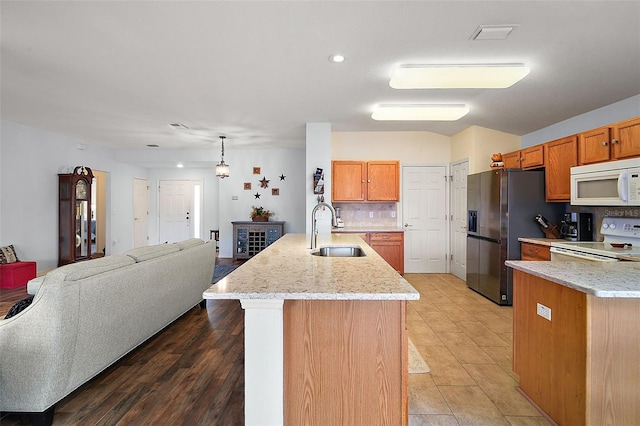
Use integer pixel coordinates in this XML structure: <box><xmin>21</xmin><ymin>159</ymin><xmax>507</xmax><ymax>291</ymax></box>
<box><xmin>332</xmin><ymin>160</ymin><xmax>399</xmax><ymax>202</ymax></box>
<box><xmin>502</xmin><ymin>145</ymin><xmax>545</xmax><ymax>170</ymax></box>
<box><xmin>578</xmin><ymin>117</ymin><xmax>640</xmax><ymax>165</ymax></box>
<box><xmin>545</xmin><ymin>135</ymin><xmax>578</xmax><ymax>202</ymax></box>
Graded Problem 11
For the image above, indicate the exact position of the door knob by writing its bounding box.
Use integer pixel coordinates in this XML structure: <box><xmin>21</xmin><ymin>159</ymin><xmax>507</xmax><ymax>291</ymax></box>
<box><xmin>404</xmin><ymin>223</ymin><xmax>412</xmax><ymax>227</ymax></box>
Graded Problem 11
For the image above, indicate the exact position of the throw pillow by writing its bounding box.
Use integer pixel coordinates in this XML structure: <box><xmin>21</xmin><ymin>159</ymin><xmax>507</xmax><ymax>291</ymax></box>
<box><xmin>0</xmin><ymin>245</ymin><xmax>19</xmax><ymax>264</ymax></box>
<box><xmin>4</xmin><ymin>295</ymin><xmax>34</xmax><ymax>319</ymax></box>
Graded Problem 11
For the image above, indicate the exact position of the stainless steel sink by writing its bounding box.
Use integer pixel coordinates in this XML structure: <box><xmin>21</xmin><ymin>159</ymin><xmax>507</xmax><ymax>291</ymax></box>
<box><xmin>311</xmin><ymin>245</ymin><xmax>367</xmax><ymax>257</ymax></box>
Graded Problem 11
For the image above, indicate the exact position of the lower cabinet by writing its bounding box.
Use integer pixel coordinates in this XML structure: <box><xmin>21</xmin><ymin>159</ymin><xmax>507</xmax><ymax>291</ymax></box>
<box><xmin>335</xmin><ymin>231</ymin><xmax>404</xmax><ymax>275</ymax></box>
<box><xmin>232</xmin><ymin>221</ymin><xmax>285</xmax><ymax>260</ymax></box>
<box><xmin>520</xmin><ymin>242</ymin><xmax>550</xmax><ymax>261</ymax></box>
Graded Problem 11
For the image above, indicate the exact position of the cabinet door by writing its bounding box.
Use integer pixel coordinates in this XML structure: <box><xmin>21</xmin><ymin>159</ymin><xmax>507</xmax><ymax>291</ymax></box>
<box><xmin>545</xmin><ymin>135</ymin><xmax>578</xmax><ymax>202</ymax></box>
<box><xmin>332</xmin><ymin>161</ymin><xmax>366</xmax><ymax>201</ymax></box>
<box><xmin>578</xmin><ymin>126</ymin><xmax>612</xmax><ymax>165</ymax></box>
<box><xmin>367</xmin><ymin>161</ymin><xmax>399</xmax><ymax>201</ymax></box>
<box><xmin>502</xmin><ymin>151</ymin><xmax>521</xmax><ymax>169</ymax></box>
<box><xmin>521</xmin><ymin>145</ymin><xmax>544</xmax><ymax>170</ymax></box>
<box><xmin>611</xmin><ymin>116</ymin><xmax>640</xmax><ymax>160</ymax></box>
<box><xmin>369</xmin><ymin>232</ymin><xmax>404</xmax><ymax>274</ymax></box>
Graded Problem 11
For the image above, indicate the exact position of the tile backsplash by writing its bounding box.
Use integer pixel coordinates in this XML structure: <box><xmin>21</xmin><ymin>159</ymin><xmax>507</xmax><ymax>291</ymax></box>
<box><xmin>334</xmin><ymin>203</ymin><xmax>399</xmax><ymax>228</ymax></box>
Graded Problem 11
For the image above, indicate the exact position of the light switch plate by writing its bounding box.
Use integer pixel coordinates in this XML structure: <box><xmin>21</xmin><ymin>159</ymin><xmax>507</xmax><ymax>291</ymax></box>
<box><xmin>536</xmin><ymin>303</ymin><xmax>551</xmax><ymax>321</ymax></box>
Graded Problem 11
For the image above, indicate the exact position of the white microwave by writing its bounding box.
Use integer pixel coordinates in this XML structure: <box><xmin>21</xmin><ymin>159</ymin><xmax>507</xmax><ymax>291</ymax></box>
<box><xmin>571</xmin><ymin>157</ymin><xmax>640</xmax><ymax>206</ymax></box>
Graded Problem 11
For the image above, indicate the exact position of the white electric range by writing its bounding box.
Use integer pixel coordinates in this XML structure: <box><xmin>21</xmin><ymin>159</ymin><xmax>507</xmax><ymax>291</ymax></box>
<box><xmin>550</xmin><ymin>217</ymin><xmax>640</xmax><ymax>262</ymax></box>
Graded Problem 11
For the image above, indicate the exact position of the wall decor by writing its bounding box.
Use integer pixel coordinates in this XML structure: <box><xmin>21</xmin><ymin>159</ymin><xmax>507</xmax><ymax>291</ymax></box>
<box><xmin>259</xmin><ymin>176</ymin><xmax>270</xmax><ymax>189</ymax></box>
<box><xmin>254</xmin><ymin>192</ymin><xmax>261</xmax><ymax>199</ymax></box>
<box><xmin>272</xmin><ymin>188</ymin><xmax>280</xmax><ymax>196</ymax></box>
<box><xmin>253</xmin><ymin>167</ymin><xmax>261</xmax><ymax>175</ymax></box>
<box><xmin>244</xmin><ymin>182</ymin><xmax>252</xmax><ymax>190</ymax></box>
<box><xmin>280</xmin><ymin>174</ymin><xmax>286</xmax><ymax>181</ymax></box>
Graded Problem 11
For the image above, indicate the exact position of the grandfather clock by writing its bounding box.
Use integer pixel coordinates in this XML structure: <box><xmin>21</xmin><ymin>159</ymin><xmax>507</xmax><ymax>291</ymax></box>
<box><xmin>58</xmin><ymin>166</ymin><xmax>94</xmax><ymax>266</ymax></box>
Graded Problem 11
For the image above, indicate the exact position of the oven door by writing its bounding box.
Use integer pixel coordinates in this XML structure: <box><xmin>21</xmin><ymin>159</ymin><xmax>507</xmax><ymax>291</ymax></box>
<box><xmin>550</xmin><ymin>247</ymin><xmax>619</xmax><ymax>262</ymax></box>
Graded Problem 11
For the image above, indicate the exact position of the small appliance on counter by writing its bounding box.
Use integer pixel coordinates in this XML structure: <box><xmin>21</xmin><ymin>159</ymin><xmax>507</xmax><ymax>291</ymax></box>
<box><xmin>560</xmin><ymin>212</ymin><xmax>593</xmax><ymax>241</ymax></box>
<box><xmin>335</xmin><ymin>207</ymin><xmax>344</xmax><ymax>228</ymax></box>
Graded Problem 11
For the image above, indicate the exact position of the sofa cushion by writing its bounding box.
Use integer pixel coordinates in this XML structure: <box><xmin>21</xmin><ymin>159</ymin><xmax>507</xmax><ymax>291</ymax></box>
<box><xmin>124</xmin><ymin>244</ymin><xmax>180</xmax><ymax>262</ymax></box>
<box><xmin>173</xmin><ymin>238</ymin><xmax>205</xmax><ymax>250</ymax></box>
<box><xmin>47</xmin><ymin>255</ymin><xmax>135</xmax><ymax>282</ymax></box>
<box><xmin>0</xmin><ymin>245</ymin><xmax>19</xmax><ymax>264</ymax></box>
<box><xmin>26</xmin><ymin>276</ymin><xmax>45</xmax><ymax>295</ymax></box>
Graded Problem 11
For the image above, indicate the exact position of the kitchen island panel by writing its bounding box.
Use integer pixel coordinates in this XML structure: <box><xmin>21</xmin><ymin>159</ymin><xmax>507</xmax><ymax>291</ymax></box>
<box><xmin>284</xmin><ymin>299</ymin><xmax>407</xmax><ymax>425</ymax></box>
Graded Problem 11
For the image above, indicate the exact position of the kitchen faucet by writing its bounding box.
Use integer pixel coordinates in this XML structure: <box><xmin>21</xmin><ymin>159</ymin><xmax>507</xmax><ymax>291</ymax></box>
<box><xmin>310</xmin><ymin>202</ymin><xmax>338</xmax><ymax>249</ymax></box>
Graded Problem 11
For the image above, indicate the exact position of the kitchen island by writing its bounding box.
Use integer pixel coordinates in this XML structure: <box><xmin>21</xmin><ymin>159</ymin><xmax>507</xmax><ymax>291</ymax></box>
<box><xmin>204</xmin><ymin>233</ymin><xmax>419</xmax><ymax>425</ymax></box>
<box><xmin>505</xmin><ymin>260</ymin><xmax>640</xmax><ymax>425</ymax></box>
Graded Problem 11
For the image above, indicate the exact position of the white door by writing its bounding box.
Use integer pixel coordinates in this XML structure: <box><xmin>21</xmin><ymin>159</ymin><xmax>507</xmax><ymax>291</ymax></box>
<box><xmin>133</xmin><ymin>178</ymin><xmax>149</xmax><ymax>247</ymax></box>
<box><xmin>450</xmin><ymin>160</ymin><xmax>469</xmax><ymax>280</ymax></box>
<box><xmin>402</xmin><ymin>166</ymin><xmax>448</xmax><ymax>273</ymax></box>
<box><xmin>159</xmin><ymin>180</ymin><xmax>192</xmax><ymax>243</ymax></box>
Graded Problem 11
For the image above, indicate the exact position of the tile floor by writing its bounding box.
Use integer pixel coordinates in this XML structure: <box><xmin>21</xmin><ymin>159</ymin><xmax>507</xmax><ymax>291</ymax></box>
<box><xmin>404</xmin><ymin>273</ymin><xmax>551</xmax><ymax>426</ymax></box>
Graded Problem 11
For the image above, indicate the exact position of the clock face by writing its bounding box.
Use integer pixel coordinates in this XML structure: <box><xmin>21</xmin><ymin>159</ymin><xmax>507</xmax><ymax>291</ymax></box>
<box><xmin>76</xmin><ymin>180</ymin><xmax>87</xmax><ymax>199</ymax></box>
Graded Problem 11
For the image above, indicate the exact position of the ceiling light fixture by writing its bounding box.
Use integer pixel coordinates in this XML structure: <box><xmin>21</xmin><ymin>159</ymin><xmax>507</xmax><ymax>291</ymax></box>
<box><xmin>329</xmin><ymin>54</ymin><xmax>345</xmax><ymax>63</ymax></box>
<box><xmin>371</xmin><ymin>104</ymin><xmax>470</xmax><ymax>121</ymax></box>
<box><xmin>215</xmin><ymin>136</ymin><xmax>230</xmax><ymax>179</ymax></box>
<box><xmin>390</xmin><ymin>64</ymin><xmax>530</xmax><ymax>89</ymax></box>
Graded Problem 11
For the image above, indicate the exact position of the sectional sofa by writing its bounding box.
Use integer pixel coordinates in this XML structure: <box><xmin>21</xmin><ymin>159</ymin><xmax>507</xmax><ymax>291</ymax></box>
<box><xmin>0</xmin><ymin>238</ymin><xmax>216</xmax><ymax>422</ymax></box>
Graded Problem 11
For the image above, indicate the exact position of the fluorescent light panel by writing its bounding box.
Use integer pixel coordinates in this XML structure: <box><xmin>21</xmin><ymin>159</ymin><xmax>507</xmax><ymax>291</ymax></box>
<box><xmin>390</xmin><ymin>64</ymin><xmax>530</xmax><ymax>89</ymax></box>
<box><xmin>372</xmin><ymin>104</ymin><xmax>469</xmax><ymax>121</ymax></box>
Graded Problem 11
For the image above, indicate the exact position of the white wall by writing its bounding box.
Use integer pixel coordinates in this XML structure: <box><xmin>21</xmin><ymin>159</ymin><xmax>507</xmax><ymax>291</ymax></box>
<box><xmin>521</xmin><ymin>94</ymin><xmax>640</xmax><ymax>147</ymax></box>
<box><xmin>0</xmin><ymin>119</ymin><xmax>147</xmax><ymax>271</ymax></box>
<box><xmin>306</xmin><ymin>123</ymin><xmax>333</xmax><ymax>238</ymax></box>
<box><xmin>217</xmin><ymin>147</ymin><xmax>306</xmax><ymax>258</ymax></box>
<box><xmin>332</xmin><ymin>131</ymin><xmax>451</xmax><ymax>164</ymax></box>
<box><xmin>451</xmin><ymin>126</ymin><xmax>521</xmax><ymax>174</ymax></box>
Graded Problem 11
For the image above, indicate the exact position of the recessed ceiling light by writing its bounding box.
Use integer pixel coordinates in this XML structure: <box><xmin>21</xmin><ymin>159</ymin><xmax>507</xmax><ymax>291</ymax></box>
<box><xmin>371</xmin><ymin>104</ymin><xmax>469</xmax><ymax>121</ymax></box>
<box><xmin>390</xmin><ymin>64</ymin><xmax>530</xmax><ymax>89</ymax></box>
<box><xmin>177</xmin><ymin>163</ymin><xmax>184</xmax><ymax>168</ymax></box>
<box><xmin>329</xmin><ymin>54</ymin><xmax>345</xmax><ymax>63</ymax></box>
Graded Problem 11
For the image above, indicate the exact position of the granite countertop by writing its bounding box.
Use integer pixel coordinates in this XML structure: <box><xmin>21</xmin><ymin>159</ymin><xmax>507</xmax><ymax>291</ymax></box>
<box><xmin>332</xmin><ymin>226</ymin><xmax>405</xmax><ymax>233</ymax></box>
<box><xmin>204</xmin><ymin>233</ymin><xmax>419</xmax><ymax>301</ymax></box>
<box><xmin>505</xmin><ymin>260</ymin><xmax>640</xmax><ymax>298</ymax></box>
<box><xmin>518</xmin><ymin>237</ymin><xmax>564</xmax><ymax>246</ymax></box>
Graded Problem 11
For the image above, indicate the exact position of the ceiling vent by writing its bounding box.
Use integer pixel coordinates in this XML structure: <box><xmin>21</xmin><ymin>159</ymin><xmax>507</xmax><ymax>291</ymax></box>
<box><xmin>168</xmin><ymin>123</ymin><xmax>190</xmax><ymax>130</ymax></box>
<box><xmin>471</xmin><ymin>25</ymin><xmax>516</xmax><ymax>41</ymax></box>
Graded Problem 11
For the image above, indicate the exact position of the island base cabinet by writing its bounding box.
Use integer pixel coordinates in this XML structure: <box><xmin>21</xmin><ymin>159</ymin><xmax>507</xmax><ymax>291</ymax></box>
<box><xmin>284</xmin><ymin>300</ymin><xmax>408</xmax><ymax>425</ymax></box>
<box><xmin>513</xmin><ymin>270</ymin><xmax>640</xmax><ymax>425</ymax></box>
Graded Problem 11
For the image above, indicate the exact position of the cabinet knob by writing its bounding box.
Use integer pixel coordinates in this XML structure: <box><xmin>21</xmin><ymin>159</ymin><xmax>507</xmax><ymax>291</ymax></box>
<box><xmin>368</xmin><ymin>179</ymin><xmax>371</xmax><ymax>183</ymax></box>
<box><xmin>611</xmin><ymin>138</ymin><xmax>619</xmax><ymax>144</ymax></box>
<box><xmin>602</xmin><ymin>141</ymin><xmax>608</xmax><ymax>146</ymax></box>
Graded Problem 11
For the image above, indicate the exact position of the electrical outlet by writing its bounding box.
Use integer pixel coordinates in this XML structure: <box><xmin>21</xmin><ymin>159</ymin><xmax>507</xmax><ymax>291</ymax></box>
<box><xmin>231</xmin><ymin>195</ymin><xmax>238</xmax><ymax>200</ymax></box>
<box><xmin>369</xmin><ymin>211</ymin><xmax>374</xmax><ymax>219</ymax></box>
<box><xmin>391</xmin><ymin>211</ymin><xmax>396</xmax><ymax>218</ymax></box>
<box><xmin>536</xmin><ymin>303</ymin><xmax>551</xmax><ymax>321</ymax></box>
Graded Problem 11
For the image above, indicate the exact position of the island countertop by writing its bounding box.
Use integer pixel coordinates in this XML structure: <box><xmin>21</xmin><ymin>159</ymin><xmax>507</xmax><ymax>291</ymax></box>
<box><xmin>505</xmin><ymin>260</ymin><xmax>640</xmax><ymax>298</ymax></box>
<box><xmin>204</xmin><ymin>233</ymin><xmax>419</xmax><ymax>301</ymax></box>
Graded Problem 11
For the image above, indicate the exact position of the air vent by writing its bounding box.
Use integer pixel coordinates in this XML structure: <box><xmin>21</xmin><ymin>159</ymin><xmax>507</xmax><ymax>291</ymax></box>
<box><xmin>147</xmin><ymin>144</ymin><xmax>160</xmax><ymax>148</ymax></box>
<box><xmin>168</xmin><ymin>123</ymin><xmax>190</xmax><ymax>130</ymax></box>
<box><xmin>471</xmin><ymin>25</ymin><xmax>516</xmax><ymax>40</ymax></box>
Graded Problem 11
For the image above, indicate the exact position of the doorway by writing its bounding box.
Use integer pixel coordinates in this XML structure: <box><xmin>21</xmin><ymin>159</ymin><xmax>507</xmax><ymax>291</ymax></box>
<box><xmin>91</xmin><ymin>170</ymin><xmax>108</xmax><ymax>257</ymax></box>
<box><xmin>450</xmin><ymin>159</ymin><xmax>469</xmax><ymax>280</ymax></box>
<box><xmin>402</xmin><ymin>165</ymin><xmax>448</xmax><ymax>273</ymax></box>
<box><xmin>158</xmin><ymin>179</ymin><xmax>203</xmax><ymax>243</ymax></box>
<box><xmin>133</xmin><ymin>178</ymin><xmax>149</xmax><ymax>248</ymax></box>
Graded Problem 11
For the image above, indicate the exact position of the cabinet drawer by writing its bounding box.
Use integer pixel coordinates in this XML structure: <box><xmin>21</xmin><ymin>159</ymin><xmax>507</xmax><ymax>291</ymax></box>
<box><xmin>369</xmin><ymin>232</ymin><xmax>403</xmax><ymax>242</ymax></box>
<box><xmin>520</xmin><ymin>242</ymin><xmax>550</xmax><ymax>261</ymax></box>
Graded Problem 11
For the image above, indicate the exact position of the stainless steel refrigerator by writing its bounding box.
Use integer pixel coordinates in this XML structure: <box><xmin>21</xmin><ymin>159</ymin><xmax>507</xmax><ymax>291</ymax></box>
<box><xmin>466</xmin><ymin>169</ymin><xmax>563</xmax><ymax>305</ymax></box>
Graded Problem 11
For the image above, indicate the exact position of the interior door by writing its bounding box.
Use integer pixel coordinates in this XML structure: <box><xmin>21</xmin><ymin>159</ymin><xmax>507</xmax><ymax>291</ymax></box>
<box><xmin>402</xmin><ymin>165</ymin><xmax>448</xmax><ymax>273</ymax></box>
<box><xmin>159</xmin><ymin>180</ymin><xmax>192</xmax><ymax>243</ymax></box>
<box><xmin>133</xmin><ymin>178</ymin><xmax>149</xmax><ymax>247</ymax></box>
<box><xmin>450</xmin><ymin>160</ymin><xmax>469</xmax><ymax>280</ymax></box>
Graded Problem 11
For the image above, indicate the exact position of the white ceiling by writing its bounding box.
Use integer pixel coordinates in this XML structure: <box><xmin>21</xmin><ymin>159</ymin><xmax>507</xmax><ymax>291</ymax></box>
<box><xmin>2</xmin><ymin>1</ymin><xmax>639</xmax><ymax>159</ymax></box>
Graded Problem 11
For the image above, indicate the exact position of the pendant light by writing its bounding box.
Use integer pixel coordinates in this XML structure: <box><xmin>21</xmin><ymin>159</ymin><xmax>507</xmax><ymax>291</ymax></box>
<box><xmin>215</xmin><ymin>136</ymin><xmax>230</xmax><ymax>178</ymax></box>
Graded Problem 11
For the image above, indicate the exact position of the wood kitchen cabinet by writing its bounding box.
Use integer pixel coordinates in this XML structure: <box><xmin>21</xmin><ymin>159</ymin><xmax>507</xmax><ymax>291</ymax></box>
<box><xmin>520</xmin><ymin>242</ymin><xmax>550</xmax><ymax>261</ymax></box>
<box><xmin>578</xmin><ymin>117</ymin><xmax>640</xmax><ymax>165</ymax></box>
<box><xmin>332</xmin><ymin>160</ymin><xmax>399</xmax><ymax>202</ymax></box>
<box><xmin>369</xmin><ymin>232</ymin><xmax>404</xmax><ymax>275</ymax></box>
<box><xmin>544</xmin><ymin>135</ymin><xmax>578</xmax><ymax>202</ymax></box>
<box><xmin>502</xmin><ymin>145</ymin><xmax>544</xmax><ymax>170</ymax></box>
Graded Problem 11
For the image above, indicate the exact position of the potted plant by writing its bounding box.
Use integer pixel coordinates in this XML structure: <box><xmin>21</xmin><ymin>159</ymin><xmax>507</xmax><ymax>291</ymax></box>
<box><xmin>250</xmin><ymin>206</ymin><xmax>272</xmax><ymax>222</ymax></box>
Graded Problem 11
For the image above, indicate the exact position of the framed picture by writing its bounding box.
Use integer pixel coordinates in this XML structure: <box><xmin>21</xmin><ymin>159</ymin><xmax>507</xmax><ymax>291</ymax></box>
<box><xmin>272</xmin><ymin>188</ymin><xmax>280</xmax><ymax>196</ymax></box>
<box><xmin>244</xmin><ymin>182</ymin><xmax>252</xmax><ymax>190</ymax></box>
<box><xmin>253</xmin><ymin>167</ymin><xmax>261</xmax><ymax>175</ymax></box>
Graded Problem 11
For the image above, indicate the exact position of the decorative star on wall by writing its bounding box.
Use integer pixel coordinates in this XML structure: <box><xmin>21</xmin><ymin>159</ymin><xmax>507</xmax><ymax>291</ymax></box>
<box><xmin>259</xmin><ymin>176</ymin><xmax>270</xmax><ymax>188</ymax></box>
<box><xmin>254</xmin><ymin>192</ymin><xmax>261</xmax><ymax>199</ymax></box>
<box><xmin>280</xmin><ymin>174</ymin><xmax>286</xmax><ymax>181</ymax></box>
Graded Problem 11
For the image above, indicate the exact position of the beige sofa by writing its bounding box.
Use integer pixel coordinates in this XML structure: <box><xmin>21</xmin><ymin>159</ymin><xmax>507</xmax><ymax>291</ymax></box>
<box><xmin>0</xmin><ymin>238</ymin><xmax>216</xmax><ymax>420</ymax></box>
